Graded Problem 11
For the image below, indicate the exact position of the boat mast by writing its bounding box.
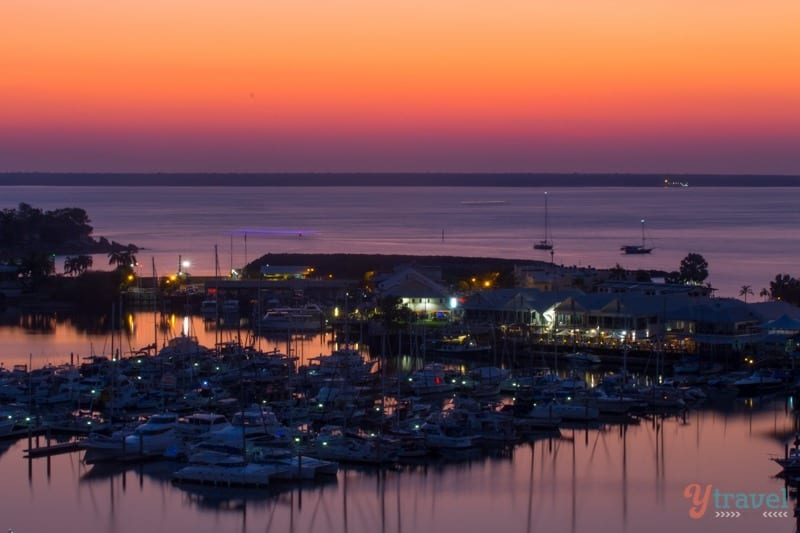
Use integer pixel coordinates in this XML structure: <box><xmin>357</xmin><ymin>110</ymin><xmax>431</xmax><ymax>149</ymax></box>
<box><xmin>640</xmin><ymin>219</ymin><xmax>646</xmax><ymax>248</ymax></box>
<box><xmin>544</xmin><ymin>192</ymin><xmax>549</xmax><ymax>243</ymax></box>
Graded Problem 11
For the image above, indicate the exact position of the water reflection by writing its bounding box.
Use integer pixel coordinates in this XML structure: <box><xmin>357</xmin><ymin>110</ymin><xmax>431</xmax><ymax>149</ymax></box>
<box><xmin>3</xmin><ymin>315</ymin><xmax>800</xmax><ymax>531</ymax></box>
<box><xmin>0</xmin><ymin>310</ymin><xmax>340</xmax><ymax>369</ymax></box>
<box><xmin>6</xmin><ymin>400</ymin><xmax>797</xmax><ymax>533</ymax></box>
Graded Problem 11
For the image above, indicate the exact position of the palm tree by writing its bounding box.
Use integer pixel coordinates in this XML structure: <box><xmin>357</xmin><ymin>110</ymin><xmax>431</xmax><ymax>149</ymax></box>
<box><xmin>64</xmin><ymin>255</ymin><xmax>93</xmax><ymax>276</ymax></box>
<box><xmin>739</xmin><ymin>285</ymin><xmax>753</xmax><ymax>303</ymax></box>
<box><xmin>759</xmin><ymin>287</ymin><xmax>769</xmax><ymax>302</ymax></box>
<box><xmin>107</xmin><ymin>244</ymin><xmax>137</xmax><ymax>270</ymax></box>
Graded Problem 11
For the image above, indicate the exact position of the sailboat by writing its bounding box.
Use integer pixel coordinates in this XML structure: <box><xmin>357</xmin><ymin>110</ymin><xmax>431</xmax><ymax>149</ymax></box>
<box><xmin>533</xmin><ymin>192</ymin><xmax>554</xmax><ymax>251</ymax></box>
<box><xmin>620</xmin><ymin>218</ymin><xmax>653</xmax><ymax>254</ymax></box>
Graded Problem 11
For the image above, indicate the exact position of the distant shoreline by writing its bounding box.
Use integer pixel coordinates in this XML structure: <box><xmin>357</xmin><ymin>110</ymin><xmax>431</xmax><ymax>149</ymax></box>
<box><xmin>1</xmin><ymin>172</ymin><xmax>799</xmax><ymax>187</ymax></box>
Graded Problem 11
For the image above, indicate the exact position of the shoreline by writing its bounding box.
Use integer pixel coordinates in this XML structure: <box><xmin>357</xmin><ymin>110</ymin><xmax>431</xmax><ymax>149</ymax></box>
<box><xmin>2</xmin><ymin>172</ymin><xmax>800</xmax><ymax>187</ymax></box>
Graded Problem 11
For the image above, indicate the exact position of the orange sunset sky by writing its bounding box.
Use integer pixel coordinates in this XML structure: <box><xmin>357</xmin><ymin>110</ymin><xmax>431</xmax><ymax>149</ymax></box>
<box><xmin>2</xmin><ymin>0</ymin><xmax>799</xmax><ymax>173</ymax></box>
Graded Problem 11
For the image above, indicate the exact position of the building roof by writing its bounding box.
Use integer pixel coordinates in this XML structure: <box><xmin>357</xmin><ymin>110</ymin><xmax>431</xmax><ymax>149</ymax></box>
<box><xmin>464</xmin><ymin>288</ymin><xmax>584</xmax><ymax>313</ymax></box>
<box><xmin>376</xmin><ymin>267</ymin><xmax>450</xmax><ymax>299</ymax></box>
<box><xmin>748</xmin><ymin>301</ymin><xmax>800</xmax><ymax>322</ymax></box>
<box><xmin>666</xmin><ymin>298</ymin><xmax>761</xmax><ymax>324</ymax></box>
<box><xmin>759</xmin><ymin>314</ymin><xmax>800</xmax><ymax>331</ymax></box>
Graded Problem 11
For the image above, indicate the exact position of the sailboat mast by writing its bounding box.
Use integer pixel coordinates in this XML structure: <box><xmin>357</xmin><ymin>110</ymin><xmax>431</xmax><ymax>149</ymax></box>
<box><xmin>544</xmin><ymin>192</ymin><xmax>549</xmax><ymax>241</ymax></box>
<box><xmin>640</xmin><ymin>219</ymin><xmax>646</xmax><ymax>247</ymax></box>
<box><xmin>533</xmin><ymin>191</ymin><xmax>554</xmax><ymax>250</ymax></box>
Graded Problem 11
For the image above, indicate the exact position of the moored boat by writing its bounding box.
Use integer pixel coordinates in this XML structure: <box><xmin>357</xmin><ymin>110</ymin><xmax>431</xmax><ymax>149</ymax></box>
<box><xmin>82</xmin><ymin>412</ymin><xmax>179</xmax><ymax>464</ymax></box>
<box><xmin>256</xmin><ymin>304</ymin><xmax>324</xmax><ymax>332</ymax></box>
<box><xmin>621</xmin><ymin>218</ymin><xmax>653</xmax><ymax>254</ymax></box>
<box><xmin>564</xmin><ymin>351</ymin><xmax>601</xmax><ymax>365</ymax></box>
<box><xmin>172</xmin><ymin>450</ymin><xmax>284</xmax><ymax>487</ymax></box>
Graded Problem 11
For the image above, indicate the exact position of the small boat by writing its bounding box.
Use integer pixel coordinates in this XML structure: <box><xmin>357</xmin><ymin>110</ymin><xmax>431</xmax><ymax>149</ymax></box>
<box><xmin>512</xmin><ymin>404</ymin><xmax>562</xmax><ymax>431</ymax></box>
<box><xmin>732</xmin><ymin>370</ymin><xmax>786</xmax><ymax>396</ymax></box>
<box><xmin>174</xmin><ymin>413</ymin><xmax>231</xmax><ymax>441</ymax></box>
<box><xmin>82</xmin><ymin>412</ymin><xmax>179</xmax><ymax>464</ymax></box>
<box><xmin>172</xmin><ymin>451</ymin><xmax>284</xmax><ymax>487</ymax></box>
<box><xmin>221</xmin><ymin>299</ymin><xmax>239</xmax><ymax>315</ymax></box>
<box><xmin>621</xmin><ymin>218</ymin><xmax>653</xmax><ymax>254</ymax></box>
<box><xmin>200</xmin><ymin>300</ymin><xmax>218</xmax><ymax>318</ymax></box>
<box><xmin>428</xmin><ymin>334</ymin><xmax>491</xmax><ymax>358</ymax></box>
<box><xmin>531</xmin><ymin>399</ymin><xmax>599</xmax><ymax>422</ymax></box>
<box><xmin>418</xmin><ymin>420</ymin><xmax>479</xmax><ymax>451</ymax></box>
<box><xmin>409</xmin><ymin>363</ymin><xmax>456</xmax><ymax>395</ymax></box>
<box><xmin>253</xmin><ymin>447</ymin><xmax>339</xmax><ymax>480</ymax></box>
<box><xmin>772</xmin><ymin>435</ymin><xmax>800</xmax><ymax>474</ymax></box>
<box><xmin>663</xmin><ymin>178</ymin><xmax>689</xmax><ymax>188</ymax></box>
<box><xmin>306</xmin><ymin>425</ymin><xmax>399</xmax><ymax>464</ymax></box>
<box><xmin>256</xmin><ymin>304</ymin><xmax>324</xmax><ymax>332</ymax></box>
<box><xmin>564</xmin><ymin>351</ymin><xmax>601</xmax><ymax>365</ymax></box>
<box><xmin>196</xmin><ymin>404</ymin><xmax>294</xmax><ymax>450</ymax></box>
<box><xmin>533</xmin><ymin>191</ymin><xmax>554</xmax><ymax>251</ymax></box>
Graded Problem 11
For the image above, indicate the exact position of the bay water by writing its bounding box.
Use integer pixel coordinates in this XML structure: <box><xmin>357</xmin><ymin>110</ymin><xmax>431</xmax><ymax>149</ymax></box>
<box><xmin>1</xmin><ymin>184</ymin><xmax>799</xmax><ymax>532</ymax></box>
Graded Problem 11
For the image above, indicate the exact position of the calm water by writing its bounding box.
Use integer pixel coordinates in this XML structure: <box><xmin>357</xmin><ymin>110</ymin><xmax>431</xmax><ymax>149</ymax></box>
<box><xmin>0</xmin><ymin>396</ymin><xmax>797</xmax><ymax>533</ymax></box>
<box><xmin>2</xmin><ymin>184</ymin><xmax>800</xmax><ymax>532</ymax></box>
<box><xmin>2</xmin><ymin>185</ymin><xmax>798</xmax><ymax>298</ymax></box>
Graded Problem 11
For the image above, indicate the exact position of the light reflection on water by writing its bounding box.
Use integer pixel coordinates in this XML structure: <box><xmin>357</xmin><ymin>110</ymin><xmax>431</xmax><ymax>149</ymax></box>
<box><xmin>0</xmin><ymin>311</ymin><xmax>335</xmax><ymax>370</ymax></box>
<box><xmin>0</xmin><ymin>397</ymin><xmax>797</xmax><ymax>532</ymax></box>
<box><xmin>0</xmin><ymin>314</ymin><xmax>798</xmax><ymax>532</ymax></box>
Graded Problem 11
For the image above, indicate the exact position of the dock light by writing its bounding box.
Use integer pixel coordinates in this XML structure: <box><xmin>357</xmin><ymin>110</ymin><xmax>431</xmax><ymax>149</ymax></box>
<box><xmin>182</xmin><ymin>260</ymin><xmax>191</xmax><ymax>269</ymax></box>
<box><xmin>449</xmin><ymin>297</ymin><xmax>457</xmax><ymax>309</ymax></box>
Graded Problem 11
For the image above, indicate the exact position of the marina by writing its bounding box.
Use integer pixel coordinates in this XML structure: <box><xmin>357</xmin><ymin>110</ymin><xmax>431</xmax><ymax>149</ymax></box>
<box><xmin>1</xmin><ymin>184</ymin><xmax>800</xmax><ymax>532</ymax></box>
<box><xmin>0</xmin><ymin>308</ymin><xmax>800</xmax><ymax>531</ymax></box>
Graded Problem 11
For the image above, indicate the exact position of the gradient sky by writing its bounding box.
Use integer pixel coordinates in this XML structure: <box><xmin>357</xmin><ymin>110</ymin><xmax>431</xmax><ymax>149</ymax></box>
<box><xmin>2</xmin><ymin>0</ymin><xmax>800</xmax><ymax>173</ymax></box>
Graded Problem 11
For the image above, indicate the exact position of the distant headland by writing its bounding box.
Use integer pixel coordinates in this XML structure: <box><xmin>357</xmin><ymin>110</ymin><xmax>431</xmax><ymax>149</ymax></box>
<box><xmin>1</xmin><ymin>173</ymin><xmax>799</xmax><ymax>187</ymax></box>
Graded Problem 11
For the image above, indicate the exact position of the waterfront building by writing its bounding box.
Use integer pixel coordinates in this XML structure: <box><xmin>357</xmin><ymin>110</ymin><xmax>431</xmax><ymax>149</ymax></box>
<box><xmin>375</xmin><ymin>266</ymin><xmax>454</xmax><ymax>319</ymax></box>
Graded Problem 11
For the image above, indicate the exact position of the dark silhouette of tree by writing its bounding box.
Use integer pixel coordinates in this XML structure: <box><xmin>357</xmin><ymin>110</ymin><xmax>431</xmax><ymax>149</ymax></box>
<box><xmin>0</xmin><ymin>203</ymin><xmax>93</xmax><ymax>249</ymax></box>
<box><xmin>377</xmin><ymin>295</ymin><xmax>411</xmax><ymax>331</ymax></box>
<box><xmin>739</xmin><ymin>285</ymin><xmax>753</xmax><ymax>303</ymax></box>
<box><xmin>108</xmin><ymin>243</ymin><xmax>138</xmax><ymax>271</ymax></box>
<box><xmin>769</xmin><ymin>274</ymin><xmax>800</xmax><ymax>305</ymax></box>
<box><xmin>17</xmin><ymin>251</ymin><xmax>54</xmax><ymax>289</ymax></box>
<box><xmin>678</xmin><ymin>253</ymin><xmax>709</xmax><ymax>285</ymax></box>
<box><xmin>609</xmin><ymin>264</ymin><xmax>627</xmax><ymax>281</ymax></box>
<box><xmin>759</xmin><ymin>287</ymin><xmax>770</xmax><ymax>301</ymax></box>
<box><xmin>64</xmin><ymin>255</ymin><xmax>93</xmax><ymax>276</ymax></box>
